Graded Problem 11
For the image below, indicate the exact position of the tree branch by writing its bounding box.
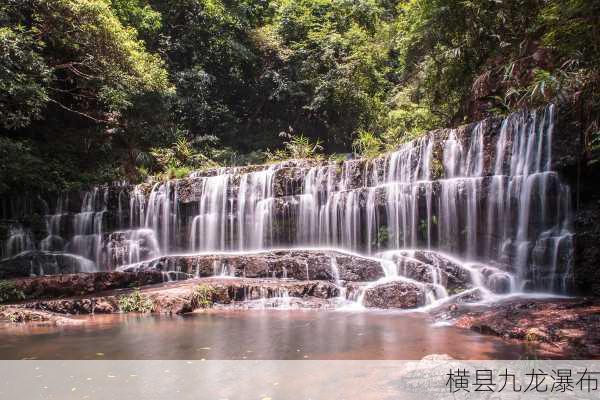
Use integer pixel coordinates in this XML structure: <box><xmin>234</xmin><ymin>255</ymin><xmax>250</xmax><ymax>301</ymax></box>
<box><xmin>48</xmin><ymin>98</ymin><xmax>109</xmax><ymax>124</ymax></box>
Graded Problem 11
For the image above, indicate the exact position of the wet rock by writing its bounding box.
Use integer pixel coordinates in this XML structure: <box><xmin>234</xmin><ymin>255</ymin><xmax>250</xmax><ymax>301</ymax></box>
<box><xmin>384</xmin><ymin>250</ymin><xmax>473</xmax><ymax>293</ymax></box>
<box><xmin>362</xmin><ymin>280</ymin><xmax>426</xmax><ymax>309</ymax></box>
<box><xmin>272</xmin><ymin>167</ymin><xmax>310</xmax><ymax>197</ymax></box>
<box><xmin>0</xmin><ymin>306</ymin><xmax>84</xmax><ymax>325</ymax></box>
<box><xmin>120</xmin><ymin>250</ymin><xmax>385</xmax><ymax>282</ymax></box>
<box><xmin>104</xmin><ymin>229</ymin><xmax>160</xmax><ymax>269</ymax></box>
<box><xmin>15</xmin><ymin>277</ymin><xmax>341</xmax><ymax>316</ymax></box>
<box><xmin>478</xmin><ymin>266</ymin><xmax>513</xmax><ymax>294</ymax></box>
<box><xmin>454</xmin><ymin>297</ymin><xmax>600</xmax><ymax>358</ymax></box>
<box><xmin>378</xmin><ymin>253</ymin><xmax>438</xmax><ymax>284</ymax></box>
<box><xmin>25</xmin><ymin>298</ymin><xmax>109</xmax><ymax>314</ymax></box>
<box><xmin>451</xmin><ymin>288</ymin><xmax>485</xmax><ymax>303</ymax></box>
<box><xmin>426</xmin><ymin>288</ymin><xmax>486</xmax><ymax>322</ymax></box>
<box><xmin>342</xmin><ymin>281</ymin><xmax>368</xmax><ymax>302</ymax></box>
<box><xmin>4</xmin><ymin>271</ymin><xmax>165</xmax><ymax>301</ymax></box>
<box><xmin>204</xmin><ymin>278</ymin><xmax>340</xmax><ymax>303</ymax></box>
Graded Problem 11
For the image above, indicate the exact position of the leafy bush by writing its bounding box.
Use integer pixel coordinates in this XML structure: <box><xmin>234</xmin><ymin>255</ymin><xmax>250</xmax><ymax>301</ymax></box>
<box><xmin>191</xmin><ymin>284</ymin><xmax>216</xmax><ymax>309</ymax></box>
<box><xmin>0</xmin><ymin>281</ymin><xmax>26</xmax><ymax>304</ymax></box>
<box><xmin>150</xmin><ymin>136</ymin><xmax>221</xmax><ymax>180</ymax></box>
<box><xmin>264</xmin><ymin>131</ymin><xmax>324</xmax><ymax>162</ymax></box>
<box><xmin>352</xmin><ymin>130</ymin><xmax>383</xmax><ymax>159</ymax></box>
<box><xmin>118</xmin><ymin>290</ymin><xmax>153</xmax><ymax>313</ymax></box>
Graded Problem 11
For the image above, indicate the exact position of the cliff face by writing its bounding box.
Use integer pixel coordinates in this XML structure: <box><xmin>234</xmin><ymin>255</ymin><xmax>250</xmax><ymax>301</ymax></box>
<box><xmin>0</xmin><ymin>103</ymin><xmax>597</xmax><ymax>295</ymax></box>
<box><xmin>554</xmin><ymin>103</ymin><xmax>600</xmax><ymax>295</ymax></box>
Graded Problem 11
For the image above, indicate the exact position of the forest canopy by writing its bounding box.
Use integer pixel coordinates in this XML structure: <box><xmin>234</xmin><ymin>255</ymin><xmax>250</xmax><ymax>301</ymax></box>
<box><xmin>1</xmin><ymin>0</ymin><xmax>598</xmax><ymax>193</ymax></box>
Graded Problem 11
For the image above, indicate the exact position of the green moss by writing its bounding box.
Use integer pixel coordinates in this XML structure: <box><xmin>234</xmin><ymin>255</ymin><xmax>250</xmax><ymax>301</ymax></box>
<box><xmin>446</xmin><ymin>286</ymin><xmax>463</xmax><ymax>296</ymax></box>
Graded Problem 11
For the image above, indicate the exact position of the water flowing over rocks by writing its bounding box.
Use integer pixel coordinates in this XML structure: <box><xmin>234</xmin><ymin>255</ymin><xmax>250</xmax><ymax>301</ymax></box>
<box><xmin>118</xmin><ymin>250</ymin><xmax>385</xmax><ymax>282</ymax></box>
<box><xmin>0</xmin><ymin>103</ymin><xmax>595</xmax><ymax>319</ymax></box>
<box><xmin>0</xmin><ymin>250</ymin><xmax>96</xmax><ymax>278</ymax></box>
<box><xmin>377</xmin><ymin>250</ymin><xmax>474</xmax><ymax>293</ymax></box>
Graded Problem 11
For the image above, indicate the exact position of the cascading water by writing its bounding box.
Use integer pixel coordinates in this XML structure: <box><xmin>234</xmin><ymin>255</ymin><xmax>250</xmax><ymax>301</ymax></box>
<box><xmin>0</xmin><ymin>105</ymin><xmax>574</xmax><ymax>300</ymax></box>
<box><xmin>68</xmin><ymin>187</ymin><xmax>107</xmax><ymax>268</ymax></box>
<box><xmin>235</xmin><ymin>166</ymin><xmax>277</xmax><ymax>250</ymax></box>
<box><xmin>293</xmin><ymin>105</ymin><xmax>572</xmax><ymax>293</ymax></box>
<box><xmin>2</xmin><ymin>225</ymin><xmax>34</xmax><ymax>258</ymax></box>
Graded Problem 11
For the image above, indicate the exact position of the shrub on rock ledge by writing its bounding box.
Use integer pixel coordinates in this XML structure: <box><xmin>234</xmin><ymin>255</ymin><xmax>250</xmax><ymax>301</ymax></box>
<box><xmin>118</xmin><ymin>290</ymin><xmax>154</xmax><ymax>313</ymax></box>
<box><xmin>191</xmin><ymin>284</ymin><xmax>216</xmax><ymax>309</ymax></box>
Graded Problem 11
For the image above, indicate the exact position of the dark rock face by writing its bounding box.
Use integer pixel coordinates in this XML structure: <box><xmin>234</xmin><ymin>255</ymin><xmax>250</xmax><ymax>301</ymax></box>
<box><xmin>552</xmin><ymin>102</ymin><xmax>600</xmax><ymax>295</ymax></box>
<box><xmin>573</xmin><ymin>202</ymin><xmax>600</xmax><ymax>295</ymax></box>
<box><xmin>119</xmin><ymin>250</ymin><xmax>385</xmax><ymax>282</ymax></box>
<box><xmin>362</xmin><ymin>280</ymin><xmax>426</xmax><ymax>309</ymax></box>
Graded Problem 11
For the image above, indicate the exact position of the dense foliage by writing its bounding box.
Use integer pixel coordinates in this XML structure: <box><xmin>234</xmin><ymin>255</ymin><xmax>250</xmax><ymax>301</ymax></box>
<box><xmin>0</xmin><ymin>0</ymin><xmax>598</xmax><ymax>193</ymax></box>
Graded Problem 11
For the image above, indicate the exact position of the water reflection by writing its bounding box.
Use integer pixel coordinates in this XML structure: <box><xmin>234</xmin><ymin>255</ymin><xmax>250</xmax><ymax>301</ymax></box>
<box><xmin>0</xmin><ymin>310</ymin><xmax>531</xmax><ymax>359</ymax></box>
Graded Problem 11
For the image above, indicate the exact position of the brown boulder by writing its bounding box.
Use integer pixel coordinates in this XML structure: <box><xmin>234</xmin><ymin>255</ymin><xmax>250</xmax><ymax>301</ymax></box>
<box><xmin>362</xmin><ymin>280</ymin><xmax>426</xmax><ymax>309</ymax></box>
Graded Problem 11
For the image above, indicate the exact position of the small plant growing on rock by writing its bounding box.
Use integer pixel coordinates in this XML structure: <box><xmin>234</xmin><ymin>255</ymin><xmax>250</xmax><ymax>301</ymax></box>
<box><xmin>0</xmin><ymin>281</ymin><xmax>26</xmax><ymax>304</ymax></box>
<box><xmin>118</xmin><ymin>290</ymin><xmax>154</xmax><ymax>313</ymax></box>
<box><xmin>264</xmin><ymin>130</ymin><xmax>324</xmax><ymax>162</ymax></box>
<box><xmin>374</xmin><ymin>225</ymin><xmax>389</xmax><ymax>247</ymax></box>
<box><xmin>191</xmin><ymin>284</ymin><xmax>216</xmax><ymax>309</ymax></box>
<box><xmin>7</xmin><ymin>312</ymin><xmax>20</xmax><ymax>323</ymax></box>
<box><xmin>430</xmin><ymin>157</ymin><xmax>444</xmax><ymax>179</ymax></box>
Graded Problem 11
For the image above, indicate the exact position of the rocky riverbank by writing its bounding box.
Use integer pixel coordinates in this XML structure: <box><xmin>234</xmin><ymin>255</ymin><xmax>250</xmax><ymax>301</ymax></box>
<box><xmin>432</xmin><ymin>297</ymin><xmax>600</xmax><ymax>358</ymax></box>
<box><xmin>1</xmin><ymin>270</ymin><xmax>599</xmax><ymax>358</ymax></box>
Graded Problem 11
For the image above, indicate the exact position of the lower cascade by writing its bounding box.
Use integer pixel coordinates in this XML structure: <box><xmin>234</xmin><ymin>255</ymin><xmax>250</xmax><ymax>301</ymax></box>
<box><xmin>0</xmin><ymin>104</ymin><xmax>575</xmax><ymax>309</ymax></box>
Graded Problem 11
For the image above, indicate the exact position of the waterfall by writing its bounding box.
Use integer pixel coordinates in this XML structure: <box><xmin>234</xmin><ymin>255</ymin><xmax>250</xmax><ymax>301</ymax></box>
<box><xmin>236</xmin><ymin>166</ymin><xmax>277</xmax><ymax>250</ymax></box>
<box><xmin>68</xmin><ymin>187</ymin><xmax>107</xmax><ymax>269</ymax></box>
<box><xmin>40</xmin><ymin>194</ymin><xmax>66</xmax><ymax>252</ymax></box>
<box><xmin>2</xmin><ymin>225</ymin><xmax>35</xmax><ymax>259</ymax></box>
<box><xmin>145</xmin><ymin>180</ymin><xmax>179</xmax><ymax>254</ymax></box>
<box><xmin>293</xmin><ymin>105</ymin><xmax>572</xmax><ymax>292</ymax></box>
<box><xmin>0</xmin><ymin>104</ymin><xmax>574</xmax><ymax>294</ymax></box>
<box><xmin>190</xmin><ymin>174</ymin><xmax>230</xmax><ymax>251</ymax></box>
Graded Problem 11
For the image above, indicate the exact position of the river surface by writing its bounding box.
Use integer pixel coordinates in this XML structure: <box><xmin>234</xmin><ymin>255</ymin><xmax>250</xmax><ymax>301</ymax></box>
<box><xmin>0</xmin><ymin>310</ymin><xmax>536</xmax><ymax>359</ymax></box>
